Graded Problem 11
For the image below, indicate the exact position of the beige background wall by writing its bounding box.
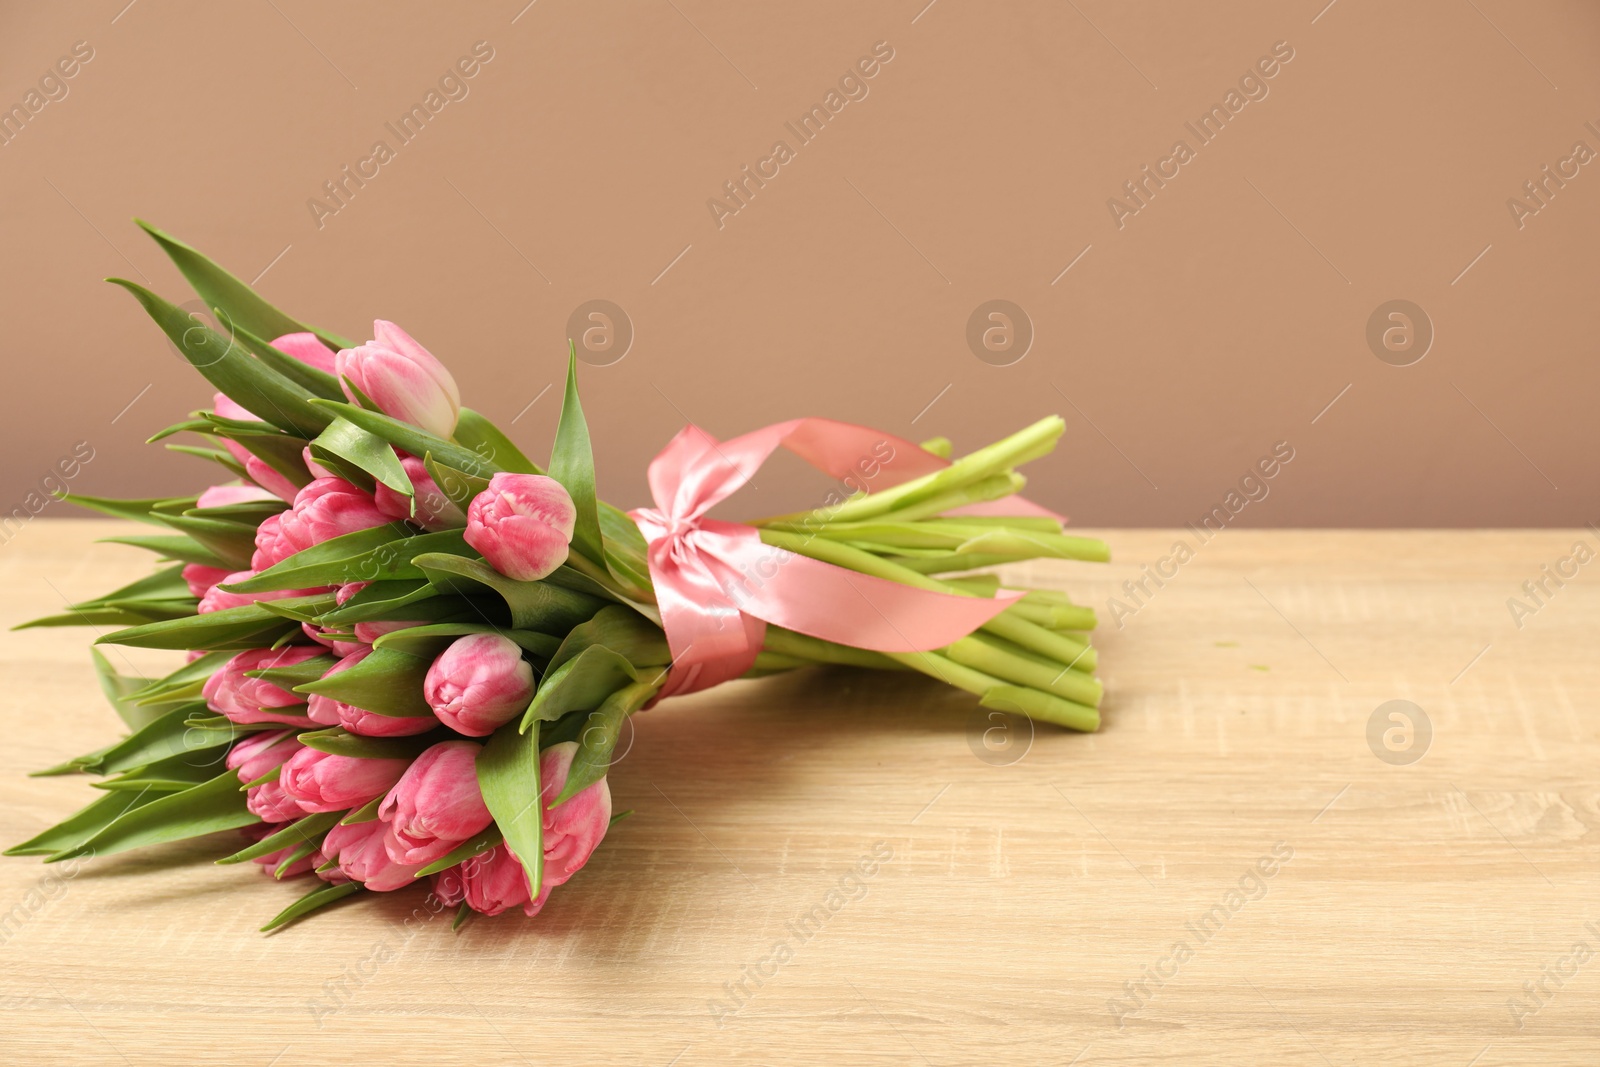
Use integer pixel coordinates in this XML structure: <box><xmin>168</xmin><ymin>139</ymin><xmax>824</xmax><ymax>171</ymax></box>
<box><xmin>1</xmin><ymin>0</ymin><xmax>1596</xmax><ymax>527</ymax></box>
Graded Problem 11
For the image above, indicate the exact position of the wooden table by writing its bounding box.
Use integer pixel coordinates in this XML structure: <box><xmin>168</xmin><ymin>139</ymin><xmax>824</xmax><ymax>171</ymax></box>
<box><xmin>2</xmin><ymin>520</ymin><xmax>1595</xmax><ymax>1066</ymax></box>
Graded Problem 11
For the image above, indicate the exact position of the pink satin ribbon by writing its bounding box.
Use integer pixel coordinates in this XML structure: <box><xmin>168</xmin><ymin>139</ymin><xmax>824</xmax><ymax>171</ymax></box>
<box><xmin>629</xmin><ymin>418</ymin><xmax>1061</xmax><ymax>700</ymax></box>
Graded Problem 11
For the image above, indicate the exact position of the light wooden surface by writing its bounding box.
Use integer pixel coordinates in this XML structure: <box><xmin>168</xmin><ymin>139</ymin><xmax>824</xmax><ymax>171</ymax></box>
<box><xmin>2</xmin><ymin>520</ymin><xmax>1596</xmax><ymax>1066</ymax></box>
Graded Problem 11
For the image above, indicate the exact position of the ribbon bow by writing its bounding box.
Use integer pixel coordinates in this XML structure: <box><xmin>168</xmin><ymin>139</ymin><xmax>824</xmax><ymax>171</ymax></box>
<box><xmin>629</xmin><ymin>418</ymin><xmax>1053</xmax><ymax>700</ymax></box>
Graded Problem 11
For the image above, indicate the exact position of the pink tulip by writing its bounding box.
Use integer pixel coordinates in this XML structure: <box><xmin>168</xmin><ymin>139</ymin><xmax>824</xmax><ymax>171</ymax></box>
<box><xmin>247</xmin><ymin>780</ymin><xmax>307</xmax><ymax>822</ymax></box>
<box><xmin>280</xmin><ymin>478</ymin><xmax>392</xmax><ymax>553</ymax></box>
<box><xmin>379</xmin><ymin>740</ymin><xmax>491</xmax><ymax>866</ymax></box>
<box><xmin>226</xmin><ymin>729</ymin><xmax>304</xmax><ymax>783</ymax></box>
<box><xmin>431</xmin><ymin>741</ymin><xmax>612</xmax><ymax>918</ymax></box>
<box><xmin>227</xmin><ymin>731</ymin><xmax>309</xmax><ymax>824</ymax></box>
<box><xmin>243</xmin><ymin>455</ymin><xmax>300</xmax><ymax>503</ymax></box>
<box><xmin>251</xmin><ymin>513</ymin><xmax>296</xmax><ymax>571</ymax></box>
<box><xmin>529</xmin><ymin>740</ymin><xmax>612</xmax><ymax>910</ymax></box>
<box><xmin>270</xmin><ymin>331</ymin><xmax>339</xmax><ymax>376</ymax></box>
<box><xmin>196</xmin><ymin>483</ymin><xmax>279</xmax><ymax>509</ymax></box>
<box><xmin>374</xmin><ymin>455</ymin><xmax>467</xmax><ymax>532</ymax></box>
<box><xmin>464</xmin><ymin>473</ymin><xmax>576</xmax><ymax>581</ymax></box>
<box><xmin>197</xmin><ymin>569</ymin><xmax>319</xmax><ymax>614</ymax></box>
<box><xmin>432</xmin><ymin>845</ymin><xmax>532</xmax><ymax>916</ymax></box>
<box><xmin>306</xmin><ymin>648</ymin><xmax>439</xmax><ymax>737</ymax></box>
<box><xmin>182</xmin><ymin>562</ymin><xmax>232</xmax><ymax>599</ymax></box>
<box><xmin>203</xmin><ymin>646</ymin><xmax>324</xmax><ymax>727</ymax></box>
<box><xmin>335</xmin><ymin>321</ymin><xmax>460</xmax><ymax>438</ymax></box>
<box><xmin>301</xmin><ymin>445</ymin><xmax>336</xmax><ymax>481</ymax></box>
<box><xmin>423</xmin><ymin>634</ymin><xmax>535</xmax><ymax>736</ymax></box>
<box><xmin>321</xmin><ymin>820</ymin><xmax>424</xmax><ymax>891</ymax></box>
<box><xmin>280</xmin><ymin>748</ymin><xmax>411</xmax><ymax>813</ymax></box>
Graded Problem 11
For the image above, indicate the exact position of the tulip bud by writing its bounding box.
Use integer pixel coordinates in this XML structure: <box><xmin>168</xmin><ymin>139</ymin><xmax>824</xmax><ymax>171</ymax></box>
<box><xmin>464</xmin><ymin>473</ymin><xmax>577</xmax><ymax>581</ymax></box>
<box><xmin>378</xmin><ymin>740</ymin><xmax>492</xmax><ymax>866</ymax></box>
<box><xmin>182</xmin><ymin>562</ymin><xmax>233</xmax><ymax>599</ymax></box>
<box><xmin>301</xmin><ymin>445</ymin><xmax>337</xmax><ymax>481</ymax></box>
<box><xmin>198</xmin><ymin>569</ymin><xmax>318</xmax><ymax>615</ymax></box>
<box><xmin>423</xmin><ymin>634</ymin><xmax>535</xmax><ymax>736</ymax></box>
<box><xmin>279</xmin><ymin>748</ymin><xmax>411</xmax><ymax>813</ymax></box>
<box><xmin>433</xmin><ymin>740</ymin><xmax>612</xmax><ymax>918</ymax></box>
<box><xmin>374</xmin><ymin>455</ymin><xmax>467</xmax><ymax>531</ymax></box>
<box><xmin>251</xmin><ymin>513</ymin><xmax>294</xmax><ymax>571</ymax></box>
<box><xmin>432</xmin><ymin>845</ymin><xmax>531</xmax><ymax>916</ymax></box>
<box><xmin>270</xmin><ymin>331</ymin><xmax>338</xmax><ymax>376</ymax></box>
<box><xmin>335</xmin><ymin>321</ymin><xmax>461</xmax><ymax>438</ymax></box>
<box><xmin>226</xmin><ymin>729</ymin><xmax>304</xmax><ymax>784</ymax></box>
<box><xmin>306</xmin><ymin>648</ymin><xmax>440</xmax><ymax>737</ymax></box>
<box><xmin>531</xmin><ymin>741</ymin><xmax>612</xmax><ymax>907</ymax></box>
<box><xmin>321</xmin><ymin>820</ymin><xmax>424</xmax><ymax>891</ymax></box>
<box><xmin>196</xmin><ymin>484</ymin><xmax>279</xmax><ymax>509</ymax></box>
<box><xmin>243</xmin><ymin>455</ymin><xmax>300</xmax><ymax>503</ymax></box>
<box><xmin>226</xmin><ymin>730</ymin><xmax>308</xmax><ymax>823</ymax></box>
<box><xmin>280</xmin><ymin>478</ymin><xmax>392</xmax><ymax>554</ymax></box>
<box><xmin>203</xmin><ymin>647</ymin><xmax>323</xmax><ymax>727</ymax></box>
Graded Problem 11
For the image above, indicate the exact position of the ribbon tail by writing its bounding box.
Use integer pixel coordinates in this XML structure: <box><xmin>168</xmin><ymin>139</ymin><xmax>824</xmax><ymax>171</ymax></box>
<box><xmin>708</xmin><ymin>538</ymin><xmax>1020</xmax><ymax>653</ymax></box>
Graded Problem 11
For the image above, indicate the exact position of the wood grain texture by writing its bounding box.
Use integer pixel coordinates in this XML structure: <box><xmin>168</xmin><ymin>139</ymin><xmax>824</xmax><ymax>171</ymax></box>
<box><xmin>1</xmin><ymin>520</ymin><xmax>1595</xmax><ymax>1066</ymax></box>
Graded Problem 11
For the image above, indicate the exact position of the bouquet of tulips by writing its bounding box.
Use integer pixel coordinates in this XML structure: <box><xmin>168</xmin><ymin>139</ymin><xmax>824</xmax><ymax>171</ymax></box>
<box><xmin>7</xmin><ymin>223</ymin><xmax>1111</xmax><ymax>931</ymax></box>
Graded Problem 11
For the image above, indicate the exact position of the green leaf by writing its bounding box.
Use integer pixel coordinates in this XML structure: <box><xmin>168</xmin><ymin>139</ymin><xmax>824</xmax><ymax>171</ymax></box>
<box><xmin>340</xmin><ymin>796</ymin><xmax>384</xmax><ymax>825</ymax></box>
<box><xmin>48</xmin><ymin>769</ymin><xmax>257</xmax><ymax>862</ymax></box>
<box><xmin>261</xmin><ymin>880</ymin><xmax>365</xmax><ymax>933</ymax></box>
<box><xmin>96</xmin><ymin>598</ymin><xmax>305</xmax><ymax>650</ymax></box>
<box><xmin>549</xmin><ymin>345</ymin><xmax>605</xmax><ymax>564</ymax></box>
<box><xmin>205</xmin><ymin>420</ymin><xmax>316</xmax><ymax>493</ymax></box>
<box><xmin>414</xmin><ymin>825</ymin><xmax>504</xmax><ymax>877</ymax></box>
<box><xmin>311</xmin><ymin>417</ymin><xmax>410</xmax><ymax>497</ymax></box>
<box><xmin>219</xmin><ymin>809</ymin><xmax>343</xmax><ymax>865</ymax></box>
<box><xmin>254</xmin><ymin>593</ymin><xmax>340</xmax><ymax>624</ymax></box>
<box><xmin>228</xmin><ymin>525</ymin><xmax>464</xmax><ymax>593</ymax></box>
<box><xmin>245</xmin><ymin>654</ymin><xmax>336</xmax><ymax>689</ymax></box>
<box><xmin>91</xmin><ymin>648</ymin><xmax>167</xmax><ymax>731</ymax></box>
<box><xmin>452</xmin><ymin>902</ymin><xmax>475</xmax><ymax>931</ymax></box>
<box><xmin>293</xmin><ymin>647</ymin><xmax>434</xmax><ymax>716</ymax></box>
<box><xmin>15</xmin><ymin>606</ymin><xmax>166</xmax><ymax>631</ymax></box>
<box><xmin>5</xmin><ymin>788</ymin><xmax>168</xmax><ymax>856</ymax></box>
<box><xmin>556</xmin><ymin>679</ymin><xmax>658</xmax><ymax>805</ymax></box>
<box><xmin>453</xmin><ymin>408</ymin><xmax>541</xmax><ymax>474</ymax></box>
<box><xmin>109</xmin><ymin>279</ymin><xmax>331</xmax><ymax>438</ymax></box>
<box><xmin>423</xmin><ymin>454</ymin><xmax>490</xmax><ymax>513</ymax></box>
<box><xmin>548</xmin><ymin>604</ymin><xmax>670</xmax><ymax>674</ymax></box>
<box><xmin>373</xmin><ymin>623</ymin><xmax>562</xmax><ymax>661</ymax></box>
<box><xmin>152</xmin><ymin>512</ymin><xmax>258</xmax><ymax>570</ymax></box>
<box><xmin>93</xmin><ymin>704</ymin><xmax>238</xmax><ymax>775</ymax></box>
<box><xmin>522</xmin><ymin>645</ymin><xmax>642</xmax><ymax>729</ymax></box>
<box><xmin>307</xmin><ymin>399</ymin><xmax>499</xmax><ymax>477</ymax></box>
<box><xmin>134</xmin><ymin>219</ymin><xmax>353</xmax><ymax>349</ymax></box>
<box><xmin>295</xmin><ymin>727</ymin><xmax>435</xmax><ymax>760</ymax></box>
<box><xmin>29</xmin><ymin>741</ymin><xmax>120</xmax><ymax>778</ymax></box>
<box><xmin>272</xmin><ymin>839</ymin><xmax>321</xmax><ymax>878</ymax></box>
<box><xmin>70</xmin><ymin>564</ymin><xmax>193</xmax><ymax>613</ymax></box>
<box><xmin>187</xmin><ymin>500</ymin><xmax>288</xmax><ymax>527</ymax></box>
<box><xmin>166</xmin><ymin>443</ymin><xmax>252</xmax><ymax>480</ymax></box>
<box><xmin>94</xmin><ymin>750</ymin><xmax>226</xmax><ymax>792</ymax></box>
<box><xmin>314</xmin><ymin>580</ymin><xmax>464</xmax><ymax>625</ymax></box>
<box><xmin>58</xmin><ymin>493</ymin><xmax>183</xmax><ymax>525</ymax></box>
<box><xmin>233</xmin><ymin>323</ymin><xmax>345</xmax><ymax>399</ymax></box>
<box><xmin>477</xmin><ymin>719</ymin><xmax>542</xmax><ymax>898</ymax></box>
<box><xmin>413</xmin><ymin>553</ymin><xmax>606</xmax><ymax>633</ymax></box>
<box><xmin>99</xmin><ymin>533</ymin><xmax>229</xmax><ymax>567</ymax></box>
<box><xmin>598</xmin><ymin>503</ymin><xmax>653</xmax><ymax>596</ymax></box>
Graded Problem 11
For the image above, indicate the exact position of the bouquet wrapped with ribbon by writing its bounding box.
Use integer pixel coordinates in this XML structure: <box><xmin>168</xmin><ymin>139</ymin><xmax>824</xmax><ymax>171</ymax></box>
<box><xmin>7</xmin><ymin>224</ymin><xmax>1110</xmax><ymax>931</ymax></box>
